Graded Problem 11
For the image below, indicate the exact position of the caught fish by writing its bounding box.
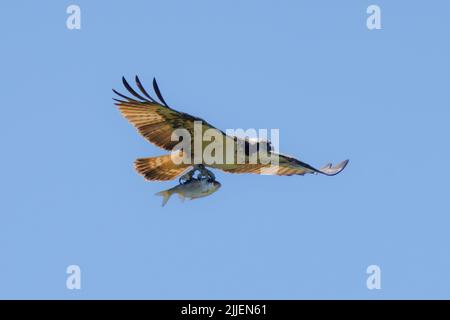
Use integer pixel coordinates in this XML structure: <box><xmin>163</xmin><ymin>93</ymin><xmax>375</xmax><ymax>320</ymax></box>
<box><xmin>155</xmin><ymin>179</ymin><xmax>221</xmax><ymax>206</ymax></box>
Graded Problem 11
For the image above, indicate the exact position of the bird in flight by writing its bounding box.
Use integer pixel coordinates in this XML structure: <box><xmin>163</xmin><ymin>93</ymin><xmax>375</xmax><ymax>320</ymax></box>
<box><xmin>114</xmin><ymin>76</ymin><xmax>349</xmax><ymax>182</ymax></box>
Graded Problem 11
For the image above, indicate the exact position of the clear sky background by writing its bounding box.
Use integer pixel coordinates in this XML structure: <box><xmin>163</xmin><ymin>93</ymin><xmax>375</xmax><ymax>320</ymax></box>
<box><xmin>1</xmin><ymin>0</ymin><xmax>449</xmax><ymax>299</ymax></box>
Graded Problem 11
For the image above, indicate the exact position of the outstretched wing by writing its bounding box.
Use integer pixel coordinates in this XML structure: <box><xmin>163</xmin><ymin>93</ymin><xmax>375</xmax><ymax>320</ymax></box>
<box><xmin>115</xmin><ymin>76</ymin><xmax>349</xmax><ymax>179</ymax></box>
<box><xmin>218</xmin><ymin>154</ymin><xmax>349</xmax><ymax>176</ymax></box>
<box><xmin>114</xmin><ymin>76</ymin><xmax>223</xmax><ymax>151</ymax></box>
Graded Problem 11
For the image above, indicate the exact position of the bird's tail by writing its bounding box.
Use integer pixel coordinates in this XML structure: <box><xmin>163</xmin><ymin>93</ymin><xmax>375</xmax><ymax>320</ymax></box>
<box><xmin>134</xmin><ymin>153</ymin><xmax>190</xmax><ymax>181</ymax></box>
<box><xmin>155</xmin><ymin>190</ymin><xmax>172</xmax><ymax>207</ymax></box>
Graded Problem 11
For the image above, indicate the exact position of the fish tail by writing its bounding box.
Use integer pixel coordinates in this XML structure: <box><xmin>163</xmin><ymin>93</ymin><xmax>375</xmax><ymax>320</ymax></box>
<box><xmin>155</xmin><ymin>190</ymin><xmax>172</xmax><ymax>207</ymax></box>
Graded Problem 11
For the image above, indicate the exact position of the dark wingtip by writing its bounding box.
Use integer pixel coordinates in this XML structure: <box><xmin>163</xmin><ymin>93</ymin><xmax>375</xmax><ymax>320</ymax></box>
<box><xmin>112</xmin><ymin>87</ymin><xmax>140</xmax><ymax>103</ymax></box>
<box><xmin>121</xmin><ymin>76</ymin><xmax>128</xmax><ymax>88</ymax></box>
<box><xmin>135</xmin><ymin>75</ymin><xmax>158</xmax><ymax>103</ymax></box>
<box><xmin>112</xmin><ymin>88</ymin><xmax>122</xmax><ymax>96</ymax></box>
<box><xmin>325</xmin><ymin>159</ymin><xmax>349</xmax><ymax>176</ymax></box>
<box><xmin>112</xmin><ymin>97</ymin><xmax>127</xmax><ymax>104</ymax></box>
<box><xmin>339</xmin><ymin>159</ymin><xmax>350</xmax><ymax>171</ymax></box>
<box><xmin>122</xmin><ymin>76</ymin><xmax>150</xmax><ymax>102</ymax></box>
<box><xmin>152</xmin><ymin>78</ymin><xmax>169</xmax><ymax>107</ymax></box>
<box><xmin>113</xmin><ymin>76</ymin><xmax>171</xmax><ymax>107</ymax></box>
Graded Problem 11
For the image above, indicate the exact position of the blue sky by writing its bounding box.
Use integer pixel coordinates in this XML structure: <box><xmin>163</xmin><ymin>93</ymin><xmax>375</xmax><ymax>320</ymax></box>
<box><xmin>0</xmin><ymin>0</ymin><xmax>449</xmax><ymax>299</ymax></box>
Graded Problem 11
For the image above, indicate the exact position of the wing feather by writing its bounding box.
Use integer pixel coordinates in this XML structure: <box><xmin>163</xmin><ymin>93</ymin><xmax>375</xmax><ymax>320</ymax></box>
<box><xmin>114</xmin><ymin>77</ymin><xmax>222</xmax><ymax>151</ymax></box>
<box><xmin>218</xmin><ymin>155</ymin><xmax>348</xmax><ymax>176</ymax></box>
<box><xmin>115</xmin><ymin>76</ymin><xmax>349</xmax><ymax>178</ymax></box>
<box><xmin>152</xmin><ymin>78</ymin><xmax>170</xmax><ymax>107</ymax></box>
<box><xmin>135</xmin><ymin>75</ymin><xmax>158</xmax><ymax>103</ymax></box>
<box><xmin>122</xmin><ymin>76</ymin><xmax>151</xmax><ymax>102</ymax></box>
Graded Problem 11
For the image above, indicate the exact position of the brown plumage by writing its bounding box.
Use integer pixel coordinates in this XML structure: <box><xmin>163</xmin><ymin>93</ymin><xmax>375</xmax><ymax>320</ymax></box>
<box><xmin>134</xmin><ymin>153</ymin><xmax>190</xmax><ymax>181</ymax></box>
<box><xmin>114</xmin><ymin>77</ymin><xmax>220</xmax><ymax>152</ymax></box>
<box><xmin>114</xmin><ymin>76</ymin><xmax>349</xmax><ymax>181</ymax></box>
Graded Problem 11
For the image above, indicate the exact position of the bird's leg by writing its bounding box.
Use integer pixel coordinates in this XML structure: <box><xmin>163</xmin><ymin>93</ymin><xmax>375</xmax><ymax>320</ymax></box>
<box><xmin>205</xmin><ymin>168</ymin><xmax>216</xmax><ymax>181</ymax></box>
<box><xmin>197</xmin><ymin>165</ymin><xmax>216</xmax><ymax>181</ymax></box>
<box><xmin>178</xmin><ymin>168</ymin><xmax>196</xmax><ymax>184</ymax></box>
<box><xmin>179</xmin><ymin>165</ymin><xmax>216</xmax><ymax>183</ymax></box>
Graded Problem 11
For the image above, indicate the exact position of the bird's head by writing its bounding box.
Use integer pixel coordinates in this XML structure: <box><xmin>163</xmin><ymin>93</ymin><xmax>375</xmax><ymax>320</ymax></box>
<box><xmin>247</xmin><ymin>137</ymin><xmax>272</xmax><ymax>153</ymax></box>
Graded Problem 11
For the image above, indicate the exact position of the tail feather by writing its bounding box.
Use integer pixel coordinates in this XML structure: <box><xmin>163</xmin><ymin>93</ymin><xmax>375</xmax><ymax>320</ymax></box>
<box><xmin>155</xmin><ymin>190</ymin><xmax>172</xmax><ymax>206</ymax></box>
<box><xmin>134</xmin><ymin>153</ymin><xmax>190</xmax><ymax>181</ymax></box>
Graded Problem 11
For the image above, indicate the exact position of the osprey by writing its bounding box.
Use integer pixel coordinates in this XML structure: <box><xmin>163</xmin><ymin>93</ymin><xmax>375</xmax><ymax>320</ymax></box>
<box><xmin>114</xmin><ymin>76</ymin><xmax>348</xmax><ymax>181</ymax></box>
